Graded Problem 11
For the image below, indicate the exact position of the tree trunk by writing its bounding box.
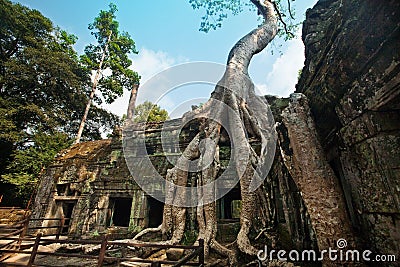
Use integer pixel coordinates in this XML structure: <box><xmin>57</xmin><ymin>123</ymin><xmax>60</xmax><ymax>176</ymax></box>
<box><xmin>280</xmin><ymin>94</ymin><xmax>356</xmax><ymax>266</ymax></box>
<box><xmin>128</xmin><ymin>1</ymin><xmax>357</xmax><ymax>265</ymax></box>
<box><xmin>126</xmin><ymin>82</ymin><xmax>140</xmax><ymax>121</ymax></box>
<box><xmin>132</xmin><ymin>1</ymin><xmax>279</xmax><ymax>265</ymax></box>
<box><xmin>75</xmin><ymin>31</ymin><xmax>112</xmax><ymax>144</ymax></box>
<box><xmin>74</xmin><ymin>81</ymin><xmax>98</xmax><ymax>144</ymax></box>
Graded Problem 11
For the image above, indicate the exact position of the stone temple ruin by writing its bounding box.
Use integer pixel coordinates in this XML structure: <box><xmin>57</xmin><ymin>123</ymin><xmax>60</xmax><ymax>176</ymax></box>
<box><xmin>29</xmin><ymin>116</ymin><xmax>315</xmax><ymax>250</ymax></box>
<box><xmin>29</xmin><ymin>0</ymin><xmax>399</xmax><ymax>262</ymax></box>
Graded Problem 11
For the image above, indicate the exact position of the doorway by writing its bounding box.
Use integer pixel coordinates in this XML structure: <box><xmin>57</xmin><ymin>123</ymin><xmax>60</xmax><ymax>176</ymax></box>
<box><xmin>147</xmin><ymin>197</ymin><xmax>164</xmax><ymax>228</ymax></box>
<box><xmin>61</xmin><ymin>201</ymin><xmax>76</xmax><ymax>233</ymax></box>
<box><xmin>109</xmin><ymin>197</ymin><xmax>133</xmax><ymax>227</ymax></box>
<box><xmin>217</xmin><ymin>188</ymin><xmax>241</xmax><ymax>220</ymax></box>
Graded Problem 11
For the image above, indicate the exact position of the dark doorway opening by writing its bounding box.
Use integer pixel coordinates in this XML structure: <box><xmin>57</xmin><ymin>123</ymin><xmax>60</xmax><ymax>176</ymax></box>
<box><xmin>147</xmin><ymin>196</ymin><xmax>164</xmax><ymax>228</ymax></box>
<box><xmin>110</xmin><ymin>198</ymin><xmax>132</xmax><ymax>227</ymax></box>
<box><xmin>56</xmin><ymin>184</ymin><xmax>67</xmax><ymax>196</ymax></box>
<box><xmin>218</xmin><ymin>188</ymin><xmax>241</xmax><ymax>221</ymax></box>
<box><xmin>61</xmin><ymin>201</ymin><xmax>76</xmax><ymax>233</ymax></box>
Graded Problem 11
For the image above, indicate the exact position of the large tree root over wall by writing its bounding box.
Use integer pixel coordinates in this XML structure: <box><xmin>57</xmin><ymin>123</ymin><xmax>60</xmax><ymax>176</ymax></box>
<box><xmin>131</xmin><ymin>1</ymin><xmax>279</xmax><ymax>266</ymax></box>
<box><xmin>124</xmin><ymin>1</ymin><xmax>357</xmax><ymax>265</ymax></box>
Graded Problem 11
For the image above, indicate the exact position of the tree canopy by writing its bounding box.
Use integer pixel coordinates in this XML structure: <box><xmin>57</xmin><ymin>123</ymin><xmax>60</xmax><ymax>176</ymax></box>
<box><xmin>189</xmin><ymin>0</ymin><xmax>298</xmax><ymax>40</ymax></box>
<box><xmin>0</xmin><ymin>0</ymin><xmax>120</xmax><ymax>206</ymax></box>
<box><xmin>75</xmin><ymin>3</ymin><xmax>140</xmax><ymax>143</ymax></box>
<box><xmin>133</xmin><ymin>101</ymin><xmax>169</xmax><ymax>123</ymax></box>
<box><xmin>80</xmin><ymin>3</ymin><xmax>140</xmax><ymax>104</ymax></box>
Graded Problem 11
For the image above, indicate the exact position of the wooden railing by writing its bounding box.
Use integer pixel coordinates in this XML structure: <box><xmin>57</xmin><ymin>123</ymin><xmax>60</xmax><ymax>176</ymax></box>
<box><xmin>0</xmin><ymin>207</ymin><xmax>67</xmax><ymax>239</ymax></box>
<box><xmin>0</xmin><ymin>212</ymin><xmax>68</xmax><ymax>263</ymax></box>
<box><xmin>0</xmin><ymin>209</ymin><xmax>204</xmax><ymax>266</ymax></box>
<box><xmin>0</xmin><ymin>234</ymin><xmax>205</xmax><ymax>267</ymax></box>
<box><xmin>27</xmin><ymin>217</ymin><xmax>67</xmax><ymax>239</ymax></box>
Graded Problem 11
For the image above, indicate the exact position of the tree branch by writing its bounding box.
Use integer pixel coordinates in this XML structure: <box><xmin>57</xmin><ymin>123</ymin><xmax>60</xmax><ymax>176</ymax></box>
<box><xmin>250</xmin><ymin>0</ymin><xmax>294</xmax><ymax>38</ymax></box>
<box><xmin>249</xmin><ymin>0</ymin><xmax>265</xmax><ymax>13</ymax></box>
<box><xmin>271</xmin><ymin>1</ymin><xmax>295</xmax><ymax>38</ymax></box>
<box><xmin>287</xmin><ymin>0</ymin><xmax>295</xmax><ymax>20</ymax></box>
<box><xmin>250</xmin><ymin>0</ymin><xmax>273</xmax><ymax>20</ymax></box>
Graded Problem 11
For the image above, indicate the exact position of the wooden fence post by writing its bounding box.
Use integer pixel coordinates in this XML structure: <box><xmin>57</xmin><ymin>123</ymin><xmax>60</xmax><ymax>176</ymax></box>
<box><xmin>199</xmin><ymin>239</ymin><xmax>204</xmax><ymax>266</ymax></box>
<box><xmin>27</xmin><ymin>233</ymin><xmax>42</xmax><ymax>267</ymax></box>
<box><xmin>17</xmin><ymin>214</ymin><xmax>31</xmax><ymax>248</ymax></box>
<box><xmin>56</xmin><ymin>216</ymin><xmax>65</xmax><ymax>240</ymax></box>
<box><xmin>97</xmin><ymin>234</ymin><xmax>108</xmax><ymax>267</ymax></box>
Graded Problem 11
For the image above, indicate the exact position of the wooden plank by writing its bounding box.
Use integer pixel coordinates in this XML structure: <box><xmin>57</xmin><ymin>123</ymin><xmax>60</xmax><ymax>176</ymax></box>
<box><xmin>1</xmin><ymin>230</ymin><xmax>205</xmax><ymax>267</ymax></box>
<box><xmin>198</xmin><ymin>239</ymin><xmax>204</xmax><ymax>266</ymax></box>
<box><xmin>27</xmin><ymin>233</ymin><xmax>41</xmax><ymax>267</ymax></box>
<box><xmin>97</xmin><ymin>234</ymin><xmax>108</xmax><ymax>267</ymax></box>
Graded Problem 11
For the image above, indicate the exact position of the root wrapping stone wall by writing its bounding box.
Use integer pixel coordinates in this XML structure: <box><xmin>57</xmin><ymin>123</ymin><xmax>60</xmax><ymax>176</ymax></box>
<box><xmin>296</xmin><ymin>0</ymin><xmax>400</xmax><ymax>259</ymax></box>
<box><xmin>30</xmin><ymin>0</ymin><xmax>400</xmax><ymax>263</ymax></box>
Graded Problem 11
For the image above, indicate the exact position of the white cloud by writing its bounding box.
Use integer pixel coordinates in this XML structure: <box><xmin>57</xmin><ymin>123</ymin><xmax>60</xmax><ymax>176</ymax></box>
<box><xmin>134</xmin><ymin>48</ymin><xmax>186</xmax><ymax>83</ymax></box>
<box><xmin>257</xmin><ymin>33</ymin><xmax>305</xmax><ymax>97</ymax></box>
<box><xmin>103</xmin><ymin>48</ymin><xmax>187</xmax><ymax>117</ymax></box>
<box><xmin>103</xmin><ymin>35</ymin><xmax>305</xmax><ymax>118</ymax></box>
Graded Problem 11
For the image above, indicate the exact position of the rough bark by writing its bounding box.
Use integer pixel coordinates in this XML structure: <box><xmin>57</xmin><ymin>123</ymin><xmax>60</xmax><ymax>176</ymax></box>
<box><xmin>75</xmin><ymin>32</ymin><xmax>112</xmax><ymax>144</ymax></box>
<box><xmin>133</xmin><ymin>1</ymin><xmax>278</xmax><ymax>265</ymax></box>
<box><xmin>126</xmin><ymin>82</ymin><xmax>140</xmax><ymax>121</ymax></box>
<box><xmin>280</xmin><ymin>94</ymin><xmax>356</xmax><ymax>266</ymax></box>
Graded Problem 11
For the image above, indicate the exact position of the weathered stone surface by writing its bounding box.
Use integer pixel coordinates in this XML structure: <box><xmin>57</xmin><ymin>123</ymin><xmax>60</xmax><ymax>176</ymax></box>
<box><xmin>29</xmin><ymin>137</ymin><xmax>146</xmax><ymax>238</ymax></box>
<box><xmin>30</xmin><ymin>112</ymin><xmax>317</xmax><ymax>255</ymax></box>
<box><xmin>297</xmin><ymin>0</ymin><xmax>400</xmax><ymax>260</ymax></box>
<box><xmin>29</xmin><ymin>0</ymin><xmax>400</xmax><ymax>264</ymax></box>
<box><xmin>298</xmin><ymin>0</ymin><xmax>400</xmax><ymax>139</ymax></box>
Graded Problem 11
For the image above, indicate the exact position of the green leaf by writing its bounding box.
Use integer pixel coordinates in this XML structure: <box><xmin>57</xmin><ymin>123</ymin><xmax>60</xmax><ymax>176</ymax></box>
<box><xmin>132</xmin><ymin>101</ymin><xmax>169</xmax><ymax>123</ymax></box>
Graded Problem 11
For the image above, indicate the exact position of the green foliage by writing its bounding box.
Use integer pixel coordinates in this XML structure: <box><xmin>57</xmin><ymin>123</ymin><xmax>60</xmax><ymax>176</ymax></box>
<box><xmin>91</xmin><ymin>230</ymin><xmax>100</xmax><ymax>237</ymax></box>
<box><xmin>189</xmin><ymin>0</ymin><xmax>253</xmax><ymax>32</ymax></box>
<box><xmin>80</xmin><ymin>3</ymin><xmax>140</xmax><ymax>105</ymax></box>
<box><xmin>5</xmin><ymin>132</ymin><xmax>71</xmax><ymax>177</ymax></box>
<box><xmin>128</xmin><ymin>225</ymin><xmax>143</xmax><ymax>235</ymax></box>
<box><xmin>133</xmin><ymin>101</ymin><xmax>169</xmax><ymax>123</ymax></box>
<box><xmin>182</xmin><ymin>230</ymin><xmax>198</xmax><ymax>245</ymax></box>
<box><xmin>0</xmin><ymin>0</ymin><xmax>119</xmax><ymax>140</ymax></box>
<box><xmin>1</xmin><ymin>132</ymin><xmax>71</xmax><ymax>206</ymax></box>
<box><xmin>189</xmin><ymin>0</ymin><xmax>299</xmax><ymax>40</ymax></box>
<box><xmin>0</xmin><ymin>0</ymin><xmax>120</xmax><ymax>205</ymax></box>
<box><xmin>297</xmin><ymin>68</ymin><xmax>303</xmax><ymax>80</ymax></box>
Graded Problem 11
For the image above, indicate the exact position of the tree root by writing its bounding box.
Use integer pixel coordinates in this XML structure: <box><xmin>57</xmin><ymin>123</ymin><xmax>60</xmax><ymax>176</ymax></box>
<box><xmin>132</xmin><ymin>224</ymin><xmax>162</xmax><ymax>241</ymax></box>
<box><xmin>129</xmin><ymin>1</ymin><xmax>280</xmax><ymax>266</ymax></box>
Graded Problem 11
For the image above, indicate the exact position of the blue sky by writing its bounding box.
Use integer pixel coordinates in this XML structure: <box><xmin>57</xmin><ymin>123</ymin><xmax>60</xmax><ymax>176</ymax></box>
<box><xmin>14</xmin><ymin>0</ymin><xmax>318</xmax><ymax>118</ymax></box>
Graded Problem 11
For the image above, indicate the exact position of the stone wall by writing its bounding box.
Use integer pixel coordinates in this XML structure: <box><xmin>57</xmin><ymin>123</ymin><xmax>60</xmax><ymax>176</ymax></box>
<box><xmin>30</xmin><ymin>138</ymin><xmax>146</xmax><ymax>238</ymax></box>
<box><xmin>296</xmin><ymin>0</ymin><xmax>400</xmax><ymax>259</ymax></box>
<box><xmin>31</xmin><ymin>113</ymin><xmax>317</xmax><ymax>253</ymax></box>
<box><xmin>30</xmin><ymin>0</ymin><xmax>400</xmax><ymax>262</ymax></box>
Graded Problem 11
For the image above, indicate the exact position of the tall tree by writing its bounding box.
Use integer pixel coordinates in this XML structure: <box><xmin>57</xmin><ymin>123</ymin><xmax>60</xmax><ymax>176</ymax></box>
<box><xmin>131</xmin><ymin>0</ymin><xmax>289</xmax><ymax>260</ymax></box>
<box><xmin>75</xmin><ymin>3</ymin><xmax>140</xmax><ymax>144</ymax></box>
<box><xmin>0</xmin><ymin>0</ymin><xmax>119</xmax><ymax>206</ymax></box>
<box><xmin>130</xmin><ymin>0</ymin><xmax>354</xmax><ymax>265</ymax></box>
